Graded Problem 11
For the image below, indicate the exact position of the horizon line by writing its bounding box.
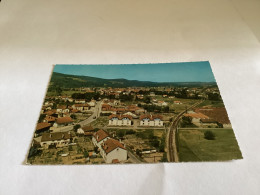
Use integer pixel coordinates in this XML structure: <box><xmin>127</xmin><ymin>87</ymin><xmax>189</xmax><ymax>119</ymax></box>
<box><xmin>53</xmin><ymin>71</ymin><xmax>217</xmax><ymax>83</ymax></box>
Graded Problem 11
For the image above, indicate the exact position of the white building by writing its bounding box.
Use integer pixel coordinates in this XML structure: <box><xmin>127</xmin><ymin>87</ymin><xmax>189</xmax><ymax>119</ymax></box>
<box><xmin>108</xmin><ymin>114</ymin><xmax>132</xmax><ymax>126</ymax></box>
<box><xmin>75</xmin><ymin>99</ymin><xmax>86</xmax><ymax>104</ymax></box>
<box><xmin>92</xmin><ymin>129</ymin><xmax>110</xmax><ymax>148</ymax></box>
<box><xmin>100</xmin><ymin>138</ymin><xmax>127</xmax><ymax>163</ymax></box>
<box><xmin>88</xmin><ymin>100</ymin><xmax>96</xmax><ymax>107</ymax></box>
<box><xmin>139</xmin><ymin>114</ymin><xmax>163</xmax><ymax>126</ymax></box>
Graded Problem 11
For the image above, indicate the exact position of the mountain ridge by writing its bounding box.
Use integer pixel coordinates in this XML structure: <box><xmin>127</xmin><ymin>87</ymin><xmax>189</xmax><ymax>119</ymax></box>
<box><xmin>50</xmin><ymin>72</ymin><xmax>217</xmax><ymax>88</ymax></box>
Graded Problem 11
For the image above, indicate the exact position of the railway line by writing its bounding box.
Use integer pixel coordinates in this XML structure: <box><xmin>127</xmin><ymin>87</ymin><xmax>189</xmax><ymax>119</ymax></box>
<box><xmin>168</xmin><ymin>100</ymin><xmax>204</xmax><ymax>162</ymax></box>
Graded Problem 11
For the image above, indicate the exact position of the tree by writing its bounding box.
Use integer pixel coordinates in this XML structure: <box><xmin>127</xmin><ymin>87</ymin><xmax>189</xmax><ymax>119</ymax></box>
<box><xmin>204</xmin><ymin>130</ymin><xmax>215</xmax><ymax>140</ymax></box>
<box><xmin>160</xmin><ymin>152</ymin><xmax>168</xmax><ymax>162</ymax></box>
<box><xmin>38</xmin><ymin>114</ymin><xmax>46</xmax><ymax>123</ymax></box>
<box><xmin>117</xmin><ymin>129</ymin><xmax>126</xmax><ymax>138</ymax></box>
<box><xmin>55</xmin><ymin>86</ymin><xmax>63</xmax><ymax>96</ymax></box>
<box><xmin>28</xmin><ymin>146</ymin><xmax>41</xmax><ymax>158</ymax></box>
<box><xmin>94</xmin><ymin>146</ymin><xmax>99</xmax><ymax>153</ymax></box>
<box><xmin>83</xmin><ymin>149</ymin><xmax>89</xmax><ymax>158</ymax></box>
<box><xmin>73</xmin><ymin>124</ymin><xmax>81</xmax><ymax>132</ymax></box>
<box><xmin>136</xmin><ymin>149</ymin><xmax>142</xmax><ymax>156</ymax></box>
<box><xmin>71</xmin><ymin>114</ymin><xmax>77</xmax><ymax>119</ymax></box>
<box><xmin>144</xmin><ymin>96</ymin><xmax>151</xmax><ymax>104</ymax></box>
<box><xmin>69</xmin><ymin>145</ymin><xmax>73</xmax><ymax>151</ymax></box>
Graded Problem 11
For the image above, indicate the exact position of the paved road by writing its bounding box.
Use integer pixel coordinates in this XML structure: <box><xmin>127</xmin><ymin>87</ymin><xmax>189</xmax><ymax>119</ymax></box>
<box><xmin>79</xmin><ymin>101</ymin><xmax>102</xmax><ymax>126</ymax></box>
<box><xmin>51</xmin><ymin>101</ymin><xmax>102</xmax><ymax>132</ymax></box>
<box><xmin>167</xmin><ymin>100</ymin><xmax>204</xmax><ymax>162</ymax></box>
<box><xmin>127</xmin><ymin>148</ymin><xmax>142</xmax><ymax>164</ymax></box>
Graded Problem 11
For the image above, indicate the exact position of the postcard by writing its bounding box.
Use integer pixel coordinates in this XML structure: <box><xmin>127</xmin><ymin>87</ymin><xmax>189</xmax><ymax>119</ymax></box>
<box><xmin>26</xmin><ymin>62</ymin><xmax>242</xmax><ymax>165</ymax></box>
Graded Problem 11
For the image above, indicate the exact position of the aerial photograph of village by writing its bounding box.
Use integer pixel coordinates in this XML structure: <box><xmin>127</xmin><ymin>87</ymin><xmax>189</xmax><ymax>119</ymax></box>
<box><xmin>26</xmin><ymin>62</ymin><xmax>242</xmax><ymax>165</ymax></box>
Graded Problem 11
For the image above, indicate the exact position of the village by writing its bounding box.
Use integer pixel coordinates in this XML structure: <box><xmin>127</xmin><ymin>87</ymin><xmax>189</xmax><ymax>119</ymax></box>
<box><xmin>27</xmin><ymin>85</ymin><xmax>237</xmax><ymax>164</ymax></box>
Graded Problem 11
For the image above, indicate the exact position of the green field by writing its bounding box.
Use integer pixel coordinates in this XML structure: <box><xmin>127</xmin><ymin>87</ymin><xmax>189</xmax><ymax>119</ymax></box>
<box><xmin>197</xmin><ymin>100</ymin><xmax>224</xmax><ymax>107</ymax></box>
<box><xmin>177</xmin><ymin>128</ymin><xmax>242</xmax><ymax>162</ymax></box>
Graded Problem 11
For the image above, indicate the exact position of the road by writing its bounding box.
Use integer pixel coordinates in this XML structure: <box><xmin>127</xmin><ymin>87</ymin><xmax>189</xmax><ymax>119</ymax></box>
<box><xmin>167</xmin><ymin>100</ymin><xmax>204</xmax><ymax>162</ymax></box>
<box><xmin>51</xmin><ymin>101</ymin><xmax>102</xmax><ymax>133</ymax></box>
<box><xmin>79</xmin><ymin>101</ymin><xmax>102</xmax><ymax>126</ymax></box>
<box><xmin>127</xmin><ymin>148</ymin><xmax>142</xmax><ymax>163</ymax></box>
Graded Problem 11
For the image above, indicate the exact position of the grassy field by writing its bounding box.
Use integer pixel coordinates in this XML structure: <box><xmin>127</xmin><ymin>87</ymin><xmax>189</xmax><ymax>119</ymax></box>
<box><xmin>155</xmin><ymin>96</ymin><xmax>201</xmax><ymax>113</ymax></box>
<box><xmin>197</xmin><ymin>100</ymin><xmax>224</xmax><ymax>107</ymax></box>
<box><xmin>89</xmin><ymin>116</ymin><xmax>109</xmax><ymax>127</ymax></box>
<box><xmin>177</xmin><ymin>128</ymin><xmax>242</xmax><ymax>162</ymax></box>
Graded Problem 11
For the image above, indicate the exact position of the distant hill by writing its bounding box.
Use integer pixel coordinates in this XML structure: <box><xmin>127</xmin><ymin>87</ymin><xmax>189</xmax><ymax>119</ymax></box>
<box><xmin>49</xmin><ymin>72</ymin><xmax>217</xmax><ymax>88</ymax></box>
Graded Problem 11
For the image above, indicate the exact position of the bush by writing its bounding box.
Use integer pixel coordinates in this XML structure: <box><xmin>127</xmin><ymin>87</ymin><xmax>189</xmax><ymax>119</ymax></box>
<box><xmin>204</xmin><ymin>130</ymin><xmax>215</xmax><ymax>140</ymax></box>
<box><xmin>83</xmin><ymin>149</ymin><xmax>89</xmax><ymax>158</ymax></box>
<box><xmin>160</xmin><ymin>152</ymin><xmax>168</xmax><ymax>162</ymax></box>
<box><xmin>136</xmin><ymin>149</ymin><xmax>142</xmax><ymax>156</ymax></box>
<box><xmin>73</xmin><ymin>124</ymin><xmax>81</xmax><ymax>132</ymax></box>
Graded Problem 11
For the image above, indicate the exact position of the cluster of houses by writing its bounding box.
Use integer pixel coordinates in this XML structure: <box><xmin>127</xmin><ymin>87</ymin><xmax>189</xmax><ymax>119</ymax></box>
<box><xmin>184</xmin><ymin>107</ymin><xmax>232</xmax><ymax>128</ymax></box>
<box><xmin>107</xmin><ymin>113</ymin><xmax>164</xmax><ymax>127</ymax></box>
<box><xmin>92</xmin><ymin>129</ymin><xmax>127</xmax><ymax>163</ymax></box>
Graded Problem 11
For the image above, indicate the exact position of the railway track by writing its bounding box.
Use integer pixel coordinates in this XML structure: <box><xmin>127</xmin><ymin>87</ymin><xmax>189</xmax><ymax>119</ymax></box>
<box><xmin>168</xmin><ymin>100</ymin><xmax>204</xmax><ymax>162</ymax></box>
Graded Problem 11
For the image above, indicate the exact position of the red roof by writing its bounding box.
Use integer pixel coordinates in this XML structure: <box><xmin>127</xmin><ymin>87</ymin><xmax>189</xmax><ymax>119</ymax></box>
<box><xmin>44</xmin><ymin>110</ymin><xmax>56</xmax><ymax>116</ymax></box>
<box><xmin>194</xmin><ymin>107</ymin><xmax>231</xmax><ymax>124</ymax></box>
<box><xmin>112</xmin><ymin>159</ymin><xmax>120</xmax><ymax>164</ymax></box>
<box><xmin>44</xmin><ymin>116</ymin><xmax>56</xmax><ymax>122</ymax></box>
<box><xmin>74</xmin><ymin>103</ymin><xmax>90</xmax><ymax>107</ymax></box>
<box><xmin>109</xmin><ymin>114</ymin><xmax>133</xmax><ymax>120</ymax></box>
<box><xmin>41</xmin><ymin>132</ymin><xmax>71</xmax><ymax>142</ymax></box>
<box><xmin>102</xmin><ymin>138</ymin><xmax>126</xmax><ymax>154</ymax></box>
<box><xmin>56</xmin><ymin>117</ymin><xmax>73</xmax><ymax>124</ymax></box>
<box><xmin>139</xmin><ymin>114</ymin><xmax>163</xmax><ymax>121</ymax></box>
<box><xmin>93</xmin><ymin>129</ymin><xmax>110</xmax><ymax>143</ymax></box>
<box><xmin>82</xmin><ymin>126</ymin><xmax>94</xmax><ymax>131</ymax></box>
<box><xmin>36</xmin><ymin>122</ymin><xmax>51</xmax><ymax>131</ymax></box>
<box><xmin>57</xmin><ymin>105</ymin><xmax>67</xmax><ymax>110</ymax></box>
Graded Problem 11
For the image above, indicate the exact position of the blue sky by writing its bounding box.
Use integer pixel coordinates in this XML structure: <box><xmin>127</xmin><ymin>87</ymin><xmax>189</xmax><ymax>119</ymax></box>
<box><xmin>54</xmin><ymin>62</ymin><xmax>216</xmax><ymax>82</ymax></box>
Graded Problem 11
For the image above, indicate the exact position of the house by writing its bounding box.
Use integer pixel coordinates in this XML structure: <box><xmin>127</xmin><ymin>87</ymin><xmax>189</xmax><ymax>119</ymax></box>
<box><xmin>40</xmin><ymin>132</ymin><xmax>71</xmax><ymax>149</ymax></box>
<box><xmin>53</xmin><ymin>117</ymin><xmax>73</xmax><ymax>127</ymax></box>
<box><xmin>200</xmin><ymin>119</ymin><xmax>219</xmax><ymax>128</ymax></box>
<box><xmin>99</xmin><ymin>138</ymin><xmax>127</xmax><ymax>163</ymax></box>
<box><xmin>57</xmin><ymin>105</ymin><xmax>70</xmax><ymax>114</ymax></box>
<box><xmin>102</xmin><ymin>103</ymin><xmax>112</xmax><ymax>111</ymax></box>
<box><xmin>136</xmin><ymin>94</ymin><xmax>144</xmax><ymax>99</ymax></box>
<box><xmin>75</xmin><ymin>99</ymin><xmax>86</xmax><ymax>104</ymax></box>
<box><xmin>194</xmin><ymin>107</ymin><xmax>232</xmax><ymax>128</ymax></box>
<box><xmin>108</xmin><ymin>114</ymin><xmax>132</xmax><ymax>126</ymax></box>
<box><xmin>183</xmin><ymin>112</ymin><xmax>209</xmax><ymax>125</ymax></box>
<box><xmin>108</xmin><ymin>99</ymin><xmax>120</xmax><ymax>106</ymax></box>
<box><xmin>77</xmin><ymin>126</ymin><xmax>95</xmax><ymax>136</ymax></box>
<box><xmin>44</xmin><ymin>110</ymin><xmax>57</xmax><ymax>117</ymax></box>
<box><xmin>72</xmin><ymin>103</ymin><xmax>90</xmax><ymax>112</ymax></box>
<box><xmin>157</xmin><ymin>101</ymin><xmax>168</xmax><ymax>106</ymax></box>
<box><xmin>43</xmin><ymin>116</ymin><xmax>56</xmax><ymax>124</ymax></box>
<box><xmin>92</xmin><ymin>129</ymin><xmax>110</xmax><ymax>148</ymax></box>
<box><xmin>123</xmin><ymin>111</ymin><xmax>138</xmax><ymax>119</ymax></box>
<box><xmin>88</xmin><ymin>99</ymin><xmax>96</xmax><ymax>107</ymax></box>
<box><xmin>35</xmin><ymin>122</ymin><xmax>51</xmax><ymax>137</ymax></box>
<box><xmin>139</xmin><ymin>114</ymin><xmax>164</xmax><ymax>126</ymax></box>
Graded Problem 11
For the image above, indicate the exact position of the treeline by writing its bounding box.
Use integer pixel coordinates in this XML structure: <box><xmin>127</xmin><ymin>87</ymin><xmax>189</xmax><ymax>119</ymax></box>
<box><xmin>138</xmin><ymin>104</ymin><xmax>171</xmax><ymax>113</ymax></box>
<box><xmin>71</xmin><ymin>92</ymin><xmax>100</xmax><ymax>101</ymax></box>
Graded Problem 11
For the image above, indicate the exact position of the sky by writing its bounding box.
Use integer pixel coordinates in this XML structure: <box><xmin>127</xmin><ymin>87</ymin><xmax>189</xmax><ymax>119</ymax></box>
<box><xmin>53</xmin><ymin>62</ymin><xmax>216</xmax><ymax>82</ymax></box>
